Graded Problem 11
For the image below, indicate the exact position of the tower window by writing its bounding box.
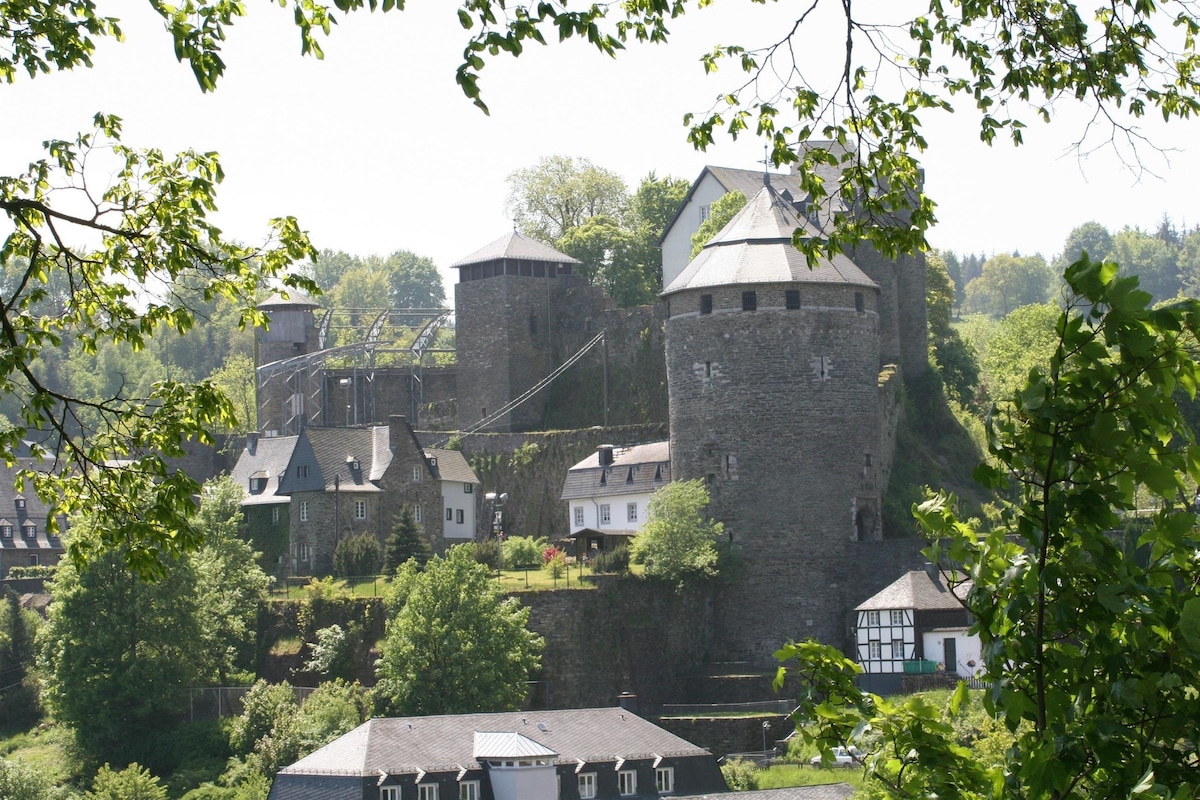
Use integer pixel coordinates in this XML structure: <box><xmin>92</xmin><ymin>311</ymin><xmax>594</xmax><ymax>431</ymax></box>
<box><xmin>786</xmin><ymin>289</ymin><xmax>801</xmax><ymax>310</ymax></box>
<box><xmin>699</xmin><ymin>294</ymin><xmax>713</xmax><ymax>315</ymax></box>
<box><xmin>529</xmin><ymin>312</ymin><xmax>538</xmax><ymax>335</ymax></box>
<box><xmin>855</xmin><ymin>292</ymin><xmax>865</xmax><ymax>312</ymax></box>
<box><xmin>742</xmin><ymin>291</ymin><xmax>757</xmax><ymax>311</ymax></box>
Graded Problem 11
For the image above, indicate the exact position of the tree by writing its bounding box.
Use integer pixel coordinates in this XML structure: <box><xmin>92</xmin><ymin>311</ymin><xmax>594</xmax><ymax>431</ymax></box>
<box><xmin>208</xmin><ymin>353</ymin><xmax>258</xmax><ymax>435</ymax></box>
<box><xmin>332</xmin><ymin>532</ymin><xmax>383</xmax><ymax>577</ymax></box>
<box><xmin>384</xmin><ymin>506</ymin><xmax>432</xmax><ymax>573</ymax></box>
<box><xmin>1109</xmin><ymin>226</ymin><xmax>1181</xmax><ymax>303</ymax></box>
<box><xmin>690</xmin><ymin>192</ymin><xmax>748</xmax><ymax>259</ymax></box>
<box><xmin>1055</xmin><ymin>221</ymin><xmax>1113</xmax><ymax>271</ymax></box>
<box><xmin>0</xmin><ymin>758</ymin><xmax>51</xmax><ymax>800</ymax></box>
<box><xmin>191</xmin><ymin>477</ymin><xmax>272</xmax><ymax>684</ymax></box>
<box><xmin>926</xmin><ymin>252</ymin><xmax>979</xmax><ymax>406</ymax></box>
<box><xmin>978</xmin><ymin>302</ymin><xmax>1062</xmax><ymax>403</ymax></box>
<box><xmin>0</xmin><ymin>587</ymin><xmax>41</xmax><ymax>726</ymax></box>
<box><xmin>779</xmin><ymin>256</ymin><xmax>1200</xmax><ymax>799</ymax></box>
<box><xmin>380</xmin><ymin>250</ymin><xmax>446</xmax><ymax>310</ymax></box>
<box><xmin>506</xmin><ymin>156</ymin><xmax>629</xmax><ymax>243</ymax></box>
<box><xmin>374</xmin><ymin>545</ymin><xmax>543</xmax><ymax>716</ymax></box>
<box><xmin>630</xmin><ymin>479</ymin><xmax>724</xmax><ymax>589</ymax></box>
<box><xmin>963</xmin><ymin>254</ymin><xmax>1057</xmax><ymax>317</ymax></box>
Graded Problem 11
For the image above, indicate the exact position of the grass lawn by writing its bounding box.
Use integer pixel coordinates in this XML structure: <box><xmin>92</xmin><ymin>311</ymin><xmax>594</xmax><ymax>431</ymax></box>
<box><xmin>0</xmin><ymin>722</ymin><xmax>75</xmax><ymax>786</ymax></box>
<box><xmin>757</xmin><ymin>763</ymin><xmax>865</xmax><ymax>791</ymax></box>
<box><xmin>269</xmin><ymin>564</ymin><xmax>644</xmax><ymax>598</ymax></box>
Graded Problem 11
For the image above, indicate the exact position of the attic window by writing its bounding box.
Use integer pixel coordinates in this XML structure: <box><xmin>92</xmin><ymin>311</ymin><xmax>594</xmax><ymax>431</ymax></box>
<box><xmin>14</xmin><ymin>496</ymin><xmax>25</xmax><ymax>510</ymax></box>
<box><xmin>599</xmin><ymin>469</ymin><xmax>608</xmax><ymax>486</ymax></box>
<box><xmin>248</xmin><ymin>474</ymin><xmax>268</xmax><ymax>494</ymax></box>
<box><xmin>347</xmin><ymin>457</ymin><xmax>360</xmax><ymax>471</ymax></box>
<box><xmin>654</xmin><ymin>465</ymin><xmax>663</xmax><ymax>482</ymax></box>
<box><xmin>297</xmin><ymin>465</ymin><xmax>310</xmax><ymax>478</ymax></box>
<box><xmin>1</xmin><ymin>524</ymin><xmax>11</xmax><ymax>538</ymax></box>
<box><xmin>626</xmin><ymin>468</ymin><xmax>634</xmax><ymax>484</ymax></box>
<box><xmin>22</xmin><ymin>522</ymin><xmax>35</xmax><ymax>538</ymax></box>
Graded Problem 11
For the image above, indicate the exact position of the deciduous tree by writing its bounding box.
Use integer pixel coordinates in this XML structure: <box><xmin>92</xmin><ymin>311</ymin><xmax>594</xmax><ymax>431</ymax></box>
<box><xmin>631</xmin><ymin>479</ymin><xmax>724</xmax><ymax>589</ymax></box>
<box><xmin>374</xmin><ymin>545</ymin><xmax>543</xmax><ymax>715</ymax></box>
<box><xmin>690</xmin><ymin>192</ymin><xmax>748</xmax><ymax>259</ymax></box>
<box><xmin>506</xmin><ymin>156</ymin><xmax>629</xmax><ymax>243</ymax></box>
<box><xmin>963</xmin><ymin>254</ymin><xmax>1057</xmax><ymax>317</ymax></box>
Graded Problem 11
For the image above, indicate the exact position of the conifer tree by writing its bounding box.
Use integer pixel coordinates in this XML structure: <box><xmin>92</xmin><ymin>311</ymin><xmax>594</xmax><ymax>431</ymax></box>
<box><xmin>384</xmin><ymin>506</ymin><xmax>433</xmax><ymax>574</ymax></box>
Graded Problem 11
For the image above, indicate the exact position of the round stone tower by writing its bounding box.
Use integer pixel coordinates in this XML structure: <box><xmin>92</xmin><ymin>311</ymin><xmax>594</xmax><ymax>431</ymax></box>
<box><xmin>661</xmin><ymin>178</ymin><xmax>883</xmax><ymax>662</ymax></box>
<box><xmin>254</xmin><ymin>290</ymin><xmax>321</xmax><ymax>435</ymax></box>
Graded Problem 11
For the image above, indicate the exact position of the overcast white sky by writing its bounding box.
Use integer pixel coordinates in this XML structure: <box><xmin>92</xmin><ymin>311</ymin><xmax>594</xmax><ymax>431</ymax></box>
<box><xmin>3</xmin><ymin>2</ymin><xmax>1197</xmax><ymax>299</ymax></box>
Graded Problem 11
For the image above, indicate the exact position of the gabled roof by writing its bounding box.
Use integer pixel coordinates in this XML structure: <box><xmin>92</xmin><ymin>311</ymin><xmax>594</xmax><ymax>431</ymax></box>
<box><xmin>473</xmin><ymin>731</ymin><xmax>558</xmax><ymax>760</ymax></box>
<box><xmin>561</xmin><ymin>442</ymin><xmax>671</xmax><ymax>501</ymax></box>
<box><xmin>425</xmin><ymin>449</ymin><xmax>480</xmax><ymax>485</ymax></box>
<box><xmin>451</xmin><ymin>231</ymin><xmax>581</xmax><ymax>268</ymax></box>
<box><xmin>658</xmin><ymin>166</ymin><xmax>808</xmax><ymax>248</ymax></box>
<box><xmin>855</xmin><ymin>570</ymin><xmax>971</xmax><ymax>612</ymax></box>
<box><xmin>279</xmin><ymin>708</ymin><xmax>711</xmax><ymax>778</ymax></box>
<box><xmin>663</xmin><ymin>183</ymin><xmax>877</xmax><ymax>296</ymax></box>
<box><xmin>229</xmin><ymin>435</ymin><xmax>300</xmax><ymax>506</ymax></box>
<box><xmin>305</xmin><ymin>426</ymin><xmax>391</xmax><ymax>493</ymax></box>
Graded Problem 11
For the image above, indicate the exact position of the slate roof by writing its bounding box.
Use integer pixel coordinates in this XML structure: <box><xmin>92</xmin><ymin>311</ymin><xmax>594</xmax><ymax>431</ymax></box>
<box><xmin>473</xmin><ymin>731</ymin><xmax>559</xmax><ymax>759</ymax></box>
<box><xmin>451</xmin><ymin>231</ymin><xmax>581</xmax><ymax>268</ymax></box>
<box><xmin>279</xmin><ymin>708</ymin><xmax>712</xmax><ymax>778</ymax></box>
<box><xmin>305</xmin><ymin>426</ymin><xmax>392</xmax><ymax>493</ymax></box>
<box><xmin>0</xmin><ymin>456</ymin><xmax>65</xmax><ymax>554</ymax></box>
<box><xmin>425</xmin><ymin>449</ymin><xmax>479</xmax><ymax>486</ymax></box>
<box><xmin>663</xmin><ymin>183</ymin><xmax>877</xmax><ymax>296</ymax></box>
<box><xmin>855</xmin><ymin>570</ymin><xmax>971</xmax><ymax>612</ymax></box>
<box><xmin>560</xmin><ymin>442</ymin><xmax>671</xmax><ymax>501</ymax></box>
<box><xmin>229</xmin><ymin>435</ymin><xmax>299</xmax><ymax>506</ymax></box>
<box><xmin>258</xmin><ymin>290</ymin><xmax>321</xmax><ymax>309</ymax></box>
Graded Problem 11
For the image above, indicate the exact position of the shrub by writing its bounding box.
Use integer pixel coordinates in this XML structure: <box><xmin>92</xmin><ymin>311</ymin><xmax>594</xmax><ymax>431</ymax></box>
<box><xmin>590</xmin><ymin>545</ymin><xmax>630</xmax><ymax>574</ymax></box>
<box><xmin>5</xmin><ymin>564</ymin><xmax>55</xmax><ymax>579</ymax></box>
<box><xmin>472</xmin><ymin>539</ymin><xmax>500</xmax><ymax>570</ymax></box>
<box><xmin>332</xmin><ymin>533</ymin><xmax>383</xmax><ymax>578</ymax></box>
<box><xmin>547</xmin><ymin>550</ymin><xmax>567</xmax><ymax>580</ymax></box>
<box><xmin>542</xmin><ymin>545</ymin><xmax>563</xmax><ymax>564</ymax></box>
<box><xmin>720</xmin><ymin>758</ymin><xmax>759</xmax><ymax>791</ymax></box>
<box><xmin>501</xmin><ymin>535</ymin><xmax>546</xmax><ymax>569</ymax></box>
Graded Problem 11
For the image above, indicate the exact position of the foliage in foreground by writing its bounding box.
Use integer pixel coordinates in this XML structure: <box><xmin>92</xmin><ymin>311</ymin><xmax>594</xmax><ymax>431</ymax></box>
<box><xmin>780</xmin><ymin>257</ymin><xmax>1200</xmax><ymax>799</ymax></box>
<box><xmin>632</xmin><ymin>479</ymin><xmax>724</xmax><ymax>589</ymax></box>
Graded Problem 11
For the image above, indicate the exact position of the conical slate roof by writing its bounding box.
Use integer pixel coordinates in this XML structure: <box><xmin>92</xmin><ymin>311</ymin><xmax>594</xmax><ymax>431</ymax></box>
<box><xmin>257</xmin><ymin>289</ymin><xmax>321</xmax><ymax>309</ymax></box>
<box><xmin>451</xmin><ymin>230</ymin><xmax>580</xmax><ymax>268</ymax></box>
<box><xmin>662</xmin><ymin>182</ymin><xmax>876</xmax><ymax>295</ymax></box>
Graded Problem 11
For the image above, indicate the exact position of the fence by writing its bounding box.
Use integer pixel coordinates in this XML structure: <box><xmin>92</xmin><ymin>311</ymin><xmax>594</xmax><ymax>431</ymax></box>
<box><xmin>659</xmin><ymin>699</ymin><xmax>796</xmax><ymax>717</ymax></box>
<box><xmin>186</xmin><ymin>685</ymin><xmax>316</xmax><ymax>722</ymax></box>
<box><xmin>901</xmin><ymin>673</ymin><xmax>988</xmax><ymax>693</ymax></box>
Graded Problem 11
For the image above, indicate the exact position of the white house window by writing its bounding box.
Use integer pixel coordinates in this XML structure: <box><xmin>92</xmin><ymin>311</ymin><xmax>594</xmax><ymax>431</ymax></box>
<box><xmin>354</xmin><ymin>500</ymin><xmax>367</xmax><ymax>520</ymax></box>
<box><xmin>464</xmin><ymin>483</ymin><xmax>473</xmax><ymax>493</ymax></box>
<box><xmin>412</xmin><ymin>466</ymin><xmax>422</xmax><ymax>482</ymax></box>
<box><xmin>600</xmin><ymin>504</ymin><xmax>611</xmax><ymax>525</ymax></box>
<box><xmin>1</xmin><ymin>525</ymin><xmax>11</xmax><ymax>539</ymax></box>
<box><xmin>656</xmin><ymin>767</ymin><xmax>674</xmax><ymax>793</ymax></box>
<box><xmin>380</xmin><ymin>788</ymin><xmax>398</xmax><ymax>800</ymax></box>
<box><xmin>456</xmin><ymin>509</ymin><xmax>464</xmax><ymax>524</ymax></box>
<box><xmin>578</xmin><ymin>773</ymin><xmax>597</xmax><ymax>799</ymax></box>
<box><xmin>15</xmin><ymin>496</ymin><xmax>25</xmax><ymax>509</ymax></box>
<box><xmin>892</xmin><ymin>638</ymin><xmax>905</xmax><ymax>658</ymax></box>
<box><xmin>418</xmin><ymin>785</ymin><xmax>438</xmax><ymax>800</ymax></box>
<box><xmin>299</xmin><ymin>501</ymin><xmax>309</xmax><ymax>522</ymax></box>
<box><xmin>574</xmin><ymin>507</ymin><xmax>584</xmax><ymax>526</ymax></box>
<box><xmin>298</xmin><ymin>543</ymin><xmax>311</xmax><ymax>562</ymax></box>
<box><xmin>699</xmin><ymin>204</ymin><xmax>711</xmax><ymax>222</ymax></box>
<box><xmin>868</xmin><ymin>640</ymin><xmax>881</xmax><ymax>659</ymax></box>
<box><xmin>627</xmin><ymin>502</ymin><xmax>638</xmax><ymax>523</ymax></box>
<box><xmin>458</xmin><ymin>782</ymin><xmax>479</xmax><ymax>800</ymax></box>
<box><xmin>415</xmin><ymin>505</ymin><xmax>423</xmax><ymax>523</ymax></box>
<box><xmin>890</xmin><ymin>610</ymin><xmax>905</xmax><ymax>625</ymax></box>
<box><xmin>447</xmin><ymin>508</ymin><xmax>454</xmax><ymax>521</ymax></box>
<box><xmin>22</xmin><ymin>523</ymin><xmax>35</xmax><ymax>538</ymax></box>
<box><xmin>866</xmin><ymin>610</ymin><xmax>880</xmax><ymax>626</ymax></box>
<box><xmin>619</xmin><ymin>769</ymin><xmax>637</xmax><ymax>796</ymax></box>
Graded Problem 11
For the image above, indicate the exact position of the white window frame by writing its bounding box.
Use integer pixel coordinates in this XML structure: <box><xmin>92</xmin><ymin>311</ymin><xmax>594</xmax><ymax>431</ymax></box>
<box><xmin>627</xmin><ymin>502</ymin><xmax>638</xmax><ymax>523</ymax></box>
<box><xmin>456</xmin><ymin>509</ymin><xmax>464</xmax><ymax>524</ymax></box>
<box><xmin>354</xmin><ymin>500</ymin><xmax>367</xmax><ymax>520</ymax></box>
<box><xmin>412</xmin><ymin>466</ymin><xmax>422</xmax><ymax>482</ymax></box>
<box><xmin>656</xmin><ymin>766</ymin><xmax>674</xmax><ymax>793</ymax></box>
<box><xmin>892</xmin><ymin>638</ymin><xmax>905</xmax><ymax>658</ymax></box>
<box><xmin>890</xmin><ymin>609</ymin><xmax>905</xmax><ymax>625</ymax></box>
<box><xmin>619</xmin><ymin>769</ymin><xmax>637</xmax><ymax>796</ymax></box>
<box><xmin>574</xmin><ymin>506</ymin><xmax>584</xmax><ymax>526</ymax></box>
<box><xmin>22</xmin><ymin>523</ymin><xmax>35</xmax><ymax>538</ymax></box>
<box><xmin>380</xmin><ymin>788</ymin><xmax>399</xmax><ymax>800</ymax></box>
<box><xmin>866</xmin><ymin>610</ymin><xmax>880</xmax><ymax>626</ymax></box>
<box><xmin>458</xmin><ymin>781</ymin><xmax>479</xmax><ymax>800</ymax></box>
<box><xmin>1</xmin><ymin>525</ymin><xmax>10</xmax><ymax>539</ymax></box>
<box><xmin>464</xmin><ymin>483</ymin><xmax>473</xmax><ymax>493</ymax></box>
<box><xmin>447</xmin><ymin>507</ymin><xmax>454</xmax><ymax>521</ymax></box>
<box><xmin>418</xmin><ymin>784</ymin><xmax>438</xmax><ymax>800</ymax></box>
<box><xmin>578</xmin><ymin>773</ymin><xmax>597</xmax><ymax>799</ymax></box>
<box><xmin>600</xmin><ymin>504</ymin><xmax>611</xmax><ymax>525</ymax></box>
<box><xmin>299</xmin><ymin>500</ymin><xmax>309</xmax><ymax>522</ymax></box>
<box><xmin>868</xmin><ymin>640</ymin><xmax>881</xmax><ymax>659</ymax></box>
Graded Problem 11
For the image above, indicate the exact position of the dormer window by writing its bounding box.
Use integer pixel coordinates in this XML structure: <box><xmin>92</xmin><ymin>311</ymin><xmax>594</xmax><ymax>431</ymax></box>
<box><xmin>1</xmin><ymin>523</ymin><xmax>12</xmax><ymax>539</ymax></box>
<box><xmin>347</xmin><ymin>456</ymin><xmax>360</xmax><ymax>471</ymax></box>
<box><xmin>14</xmin><ymin>496</ymin><xmax>25</xmax><ymax>510</ymax></box>
<box><xmin>626</xmin><ymin>467</ymin><xmax>635</xmax><ymax>484</ymax></box>
<box><xmin>22</xmin><ymin>522</ymin><xmax>36</xmax><ymax>539</ymax></box>
<box><xmin>248</xmin><ymin>472</ymin><xmax>268</xmax><ymax>494</ymax></box>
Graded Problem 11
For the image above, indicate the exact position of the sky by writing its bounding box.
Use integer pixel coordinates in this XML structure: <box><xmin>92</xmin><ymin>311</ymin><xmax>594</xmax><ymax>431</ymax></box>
<box><xmin>2</xmin><ymin>2</ymin><xmax>1198</xmax><ymax>301</ymax></box>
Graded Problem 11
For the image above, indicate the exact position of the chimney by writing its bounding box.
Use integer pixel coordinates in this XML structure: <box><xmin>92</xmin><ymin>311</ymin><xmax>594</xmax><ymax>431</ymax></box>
<box><xmin>246</xmin><ymin>432</ymin><xmax>259</xmax><ymax>456</ymax></box>
<box><xmin>617</xmin><ymin>692</ymin><xmax>638</xmax><ymax>714</ymax></box>
<box><xmin>598</xmin><ymin>445</ymin><xmax>615</xmax><ymax>467</ymax></box>
<box><xmin>924</xmin><ymin>562</ymin><xmax>945</xmax><ymax>591</ymax></box>
<box><xmin>389</xmin><ymin>415</ymin><xmax>408</xmax><ymax>453</ymax></box>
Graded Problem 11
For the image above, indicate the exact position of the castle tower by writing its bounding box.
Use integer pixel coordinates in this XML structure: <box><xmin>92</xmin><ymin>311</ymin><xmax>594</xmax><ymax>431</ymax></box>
<box><xmin>254</xmin><ymin>291</ymin><xmax>322</xmax><ymax>435</ymax></box>
<box><xmin>662</xmin><ymin>179</ymin><xmax>883</xmax><ymax>662</ymax></box>
<box><xmin>452</xmin><ymin>232</ymin><xmax>582</xmax><ymax>432</ymax></box>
